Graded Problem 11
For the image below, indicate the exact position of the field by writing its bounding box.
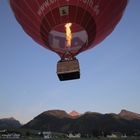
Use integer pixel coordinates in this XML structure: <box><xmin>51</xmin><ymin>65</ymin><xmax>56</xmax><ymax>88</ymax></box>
<box><xmin>1</xmin><ymin>138</ymin><xmax>140</xmax><ymax>140</ymax></box>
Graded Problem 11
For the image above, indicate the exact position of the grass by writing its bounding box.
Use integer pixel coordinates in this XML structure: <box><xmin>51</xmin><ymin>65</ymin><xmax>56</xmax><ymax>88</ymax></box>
<box><xmin>1</xmin><ymin>138</ymin><xmax>140</xmax><ymax>140</ymax></box>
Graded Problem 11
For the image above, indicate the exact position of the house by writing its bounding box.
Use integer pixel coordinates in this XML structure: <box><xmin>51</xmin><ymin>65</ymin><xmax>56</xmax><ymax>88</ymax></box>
<box><xmin>121</xmin><ymin>134</ymin><xmax>127</xmax><ymax>138</ymax></box>
<box><xmin>42</xmin><ymin>131</ymin><xmax>52</xmax><ymax>139</ymax></box>
<box><xmin>0</xmin><ymin>129</ymin><xmax>7</xmax><ymax>133</ymax></box>
<box><xmin>67</xmin><ymin>133</ymin><xmax>81</xmax><ymax>138</ymax></box>
<box><xmin>107</xmin><ymin>133</ymin><xmax>117</xmax><ymax>138</ymax></box>
<box><xmin>39</xmin><ymin>131</ymin><xmax>67</xmax><ymax>139</ymax></box>
<box><xmin>0</xmin><ymin>130</ymin><xmax>21</xmax><ymax>139</ymax></box>
<box><xmin>107</xmin><ymin>132</ymin><xmax>122</xmax><ymax>138</ymax></box>
<box><xmin>1</xmin><ymin>133</ymin><xmax>21</xmax><ymax>139</ymax></box>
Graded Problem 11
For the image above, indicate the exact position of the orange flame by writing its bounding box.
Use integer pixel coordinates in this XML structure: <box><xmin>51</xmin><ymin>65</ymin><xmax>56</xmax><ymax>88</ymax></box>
<box><xmin>65</xmin><ymin>23</ymin><xmax>72</xmax><ymax>48</ymax></box>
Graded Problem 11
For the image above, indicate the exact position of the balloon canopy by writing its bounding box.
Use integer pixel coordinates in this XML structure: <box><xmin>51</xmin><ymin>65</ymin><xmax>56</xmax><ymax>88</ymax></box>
<box><xmin>10</xmin><ymin>0</ymin><xmax>128</xmax><ymax>58</ymax></box>
<box><xmin>10</xmin><ymin>0</ymin><xmax>128</xmax><ymax>80</ymax></box>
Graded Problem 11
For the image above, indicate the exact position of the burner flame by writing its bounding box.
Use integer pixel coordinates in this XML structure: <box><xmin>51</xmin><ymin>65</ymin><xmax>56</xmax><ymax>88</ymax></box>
<box><xmin>65</xmin><ymin>23</ymin><xmax>72</xmax><ymax>48</ymax></box>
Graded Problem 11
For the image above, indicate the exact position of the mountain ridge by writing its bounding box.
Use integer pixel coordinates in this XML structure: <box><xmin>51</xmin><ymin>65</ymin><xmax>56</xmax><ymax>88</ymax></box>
<box><xmin>119</xmin><ymin>109</ymin><xmax>140</xmax><ymax>120</ymax></box>
<box><xmin>69</xmin><ymin>111</ymin><xmax>81</xmax><ymax>118</ymax></box>
<box><xmin>0</xmin><ymin>117</ymin><xmax>22</xmax><ymax>129</ymax></box>
<box><xmin>22</xmin><ymin>109</ymin><xmax>140</xmax><ymax>136</ymax></box>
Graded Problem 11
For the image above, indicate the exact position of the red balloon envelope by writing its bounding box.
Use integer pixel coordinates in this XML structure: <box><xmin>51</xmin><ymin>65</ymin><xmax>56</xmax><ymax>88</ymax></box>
<box><xmin>10</xmin><ymin>0</ymin><xmax>128</xmax><ymax>80</ymax></box>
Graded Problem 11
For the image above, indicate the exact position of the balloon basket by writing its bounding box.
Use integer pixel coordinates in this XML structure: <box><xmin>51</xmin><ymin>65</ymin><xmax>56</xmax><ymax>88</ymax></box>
<box><xmin>57</xmin><ymin>58</ymin><xmax>80</xmax><ymax>81</ymax></box>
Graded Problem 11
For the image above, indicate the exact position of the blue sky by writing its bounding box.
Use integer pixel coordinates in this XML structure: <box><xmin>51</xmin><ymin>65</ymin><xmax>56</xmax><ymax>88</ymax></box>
<box><xmin>0</xmin><ymin>0</ymin><xmax>140</xmax><ymax>124</ymax></box>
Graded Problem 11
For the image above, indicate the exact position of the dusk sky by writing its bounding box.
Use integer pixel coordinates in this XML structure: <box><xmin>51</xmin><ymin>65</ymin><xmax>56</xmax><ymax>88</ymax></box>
<box><xmin>0</xmin><ymin>0</ymin><xmax>140</xmax><ymax>124</ymax></box>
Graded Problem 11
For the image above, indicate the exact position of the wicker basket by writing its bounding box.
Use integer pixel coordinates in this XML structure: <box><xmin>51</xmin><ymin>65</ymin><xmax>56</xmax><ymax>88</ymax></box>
<box><xmin>57</xmin><ymin>59</ymin><xmax>80</xmax><ymax>81</ymax></box>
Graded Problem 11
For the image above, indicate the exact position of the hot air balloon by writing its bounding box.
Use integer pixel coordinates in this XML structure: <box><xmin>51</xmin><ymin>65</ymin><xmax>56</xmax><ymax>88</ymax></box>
<box><xmin>10</xmin><ymin>0</ymin><xmax>127</xmax><ymax>81</ymax></box>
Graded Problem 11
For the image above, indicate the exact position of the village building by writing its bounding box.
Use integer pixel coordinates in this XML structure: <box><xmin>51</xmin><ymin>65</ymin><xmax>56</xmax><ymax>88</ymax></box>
<box><xmin>42</xmin><ymin>131</ymin><xmax>52</xmax><ymax>139</ymax></box>
<box><xmin>67</xmin><ymin>133</ymin><xmax>81</xmax><ymax>138</ymax></box>
<box><xmin>0</xmin><ymin>131</ymin><xmax>21</xmax><ymax>139</ymax></box>
<box><xmin>107</xmin><ymin>132</ymin><xmax>123</xmax><ymax>138</ymax></box>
